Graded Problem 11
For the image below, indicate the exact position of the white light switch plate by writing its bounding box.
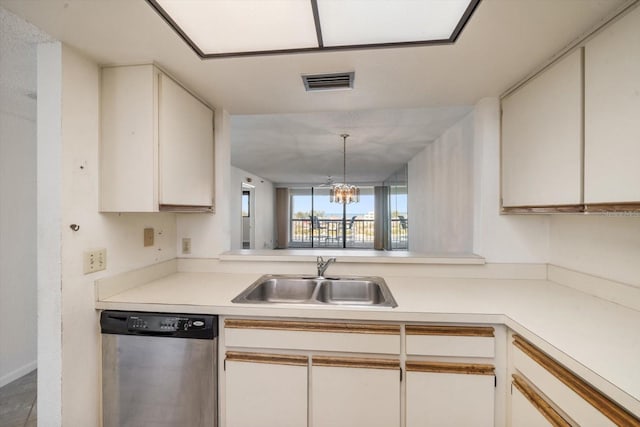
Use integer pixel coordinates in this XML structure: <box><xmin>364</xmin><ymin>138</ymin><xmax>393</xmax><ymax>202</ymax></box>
<box><xmin>83</xmin><ymin>248</ymin><xmax>106</xmax><ymax>274</ymax></box>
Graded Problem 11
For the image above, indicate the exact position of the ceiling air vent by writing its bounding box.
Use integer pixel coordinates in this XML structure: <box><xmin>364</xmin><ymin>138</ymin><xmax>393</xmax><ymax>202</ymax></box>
<box><xmin>302</xmin><ymin>72</ymin><xmax>355</xmax><ymax>91</ymax></box>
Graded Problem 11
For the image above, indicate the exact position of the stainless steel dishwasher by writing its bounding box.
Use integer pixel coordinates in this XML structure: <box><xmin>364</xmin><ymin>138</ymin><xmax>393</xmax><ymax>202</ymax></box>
<box><xmin>101</xmin><ymin>310</ymin><xmax>218</xmax><ymax>427</ymax></box>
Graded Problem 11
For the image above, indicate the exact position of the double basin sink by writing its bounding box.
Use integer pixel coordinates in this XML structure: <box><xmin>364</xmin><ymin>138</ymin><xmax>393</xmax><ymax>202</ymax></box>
<box><xmin>232</xmin><ymin>275</ymin><xmax>397</xmax><ymax>308</ymax></box>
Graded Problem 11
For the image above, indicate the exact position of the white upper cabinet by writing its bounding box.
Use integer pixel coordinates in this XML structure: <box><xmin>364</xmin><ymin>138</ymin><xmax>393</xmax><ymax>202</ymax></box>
<box><xmin>501</xmin><ymin>48</ymin><xmax>583</xmax><ymax>208</ymax></box>
<box><xmin>584</xmin><ymin>5</ymin><xmax>640</xmax><ymax>205</ymax></box>
<box><xmin>100</xmin><ymin>64</ymin><xmax>214</xmax><ymax>212</ymax></box>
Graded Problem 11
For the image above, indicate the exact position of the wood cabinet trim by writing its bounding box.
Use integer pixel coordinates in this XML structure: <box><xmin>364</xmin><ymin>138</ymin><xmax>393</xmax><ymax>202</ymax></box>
<box><xmin>312</xmin><ymin>356</ymin><xmax>400</xmax><ymax>370</ymax></box>
<box><xmin>406</xmin><ymin>361</ymin><xmax>495</xmax><ymax>376</ymax></box>
<box><xmin>158</xmin><ymin>204</ymin><xmax>213</xmax><ymax>212</ymax></box>
<box><xmin>225</xmin><ymin>351</ymin><xmax>308</xmax><ymax>367</ymax></box>
<box><xmin>501</xmin><ymin>205</ymin><xmax>584</xmax><ymax>214</ymax></box>
<box><xmin>405</xmin><ymin>325</ymin><xmax>494</xmax><ymax>337</ymax></box>
<box><xmin>225</xmin><ymin>319</ymin><xmax>400</xmax><ymax>335</ymax></box>
<box><xmin>512</xmin><ymin>374</ymin><xmax>571</xmax><ymax>427</ymax></box>
<box><xmin>513</xmin><ymin>336</ymin><xmax>640</xmax><ymax>425</ymax></box>
<box><xmin>585</xmin><ymin>203</ymin><xmax>640</xmax><ymax>212</ymax></box>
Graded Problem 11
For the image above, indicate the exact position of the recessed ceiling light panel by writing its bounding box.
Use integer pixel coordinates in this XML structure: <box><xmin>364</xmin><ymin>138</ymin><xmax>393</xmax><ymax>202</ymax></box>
<box><xmin>317</xmin><ymin>0</ymin><xmax>474</xmax><ymax>47</ymax></box>
<box><xmin>155</xmin><ymin>0</ymin><xmax>318</xmax><ymax>54</ymax></box>
<box><xmin>147</xmin><ymin>0</ymin><xmax>481</xmax><ymax>58</ymax></box>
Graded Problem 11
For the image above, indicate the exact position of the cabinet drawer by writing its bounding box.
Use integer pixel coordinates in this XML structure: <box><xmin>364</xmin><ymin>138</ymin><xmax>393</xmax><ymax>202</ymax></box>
<box><xmin>406</xmin><ymin>325</ymin><xmax>494</xmax><ymax>358</ymax></box>
<box><xmin>512</xmin><ymin>336</ymin><xmax>638</xmax><ymax>426</ymax></box>
<box><xmin>225</xmin><ymin>319</ymin><xmax>400</xmax><ymax>354</ymax></box>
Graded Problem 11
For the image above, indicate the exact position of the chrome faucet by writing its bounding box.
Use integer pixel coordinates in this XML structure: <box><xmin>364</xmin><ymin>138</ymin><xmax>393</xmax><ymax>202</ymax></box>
<box><xmin>317</xmin><ymin>256</ymin><xmax>336</xmax><ymax>277</ymax></box>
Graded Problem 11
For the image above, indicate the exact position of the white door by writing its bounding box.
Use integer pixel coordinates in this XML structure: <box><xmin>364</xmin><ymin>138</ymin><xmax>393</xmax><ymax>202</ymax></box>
<box><xmin>584</xmin><ymin>6</ymin><xmax>640</xmax><ymax>204</ymax></box>
<box><xmin>511</xmin><ymin>386</ymin><xmax>559</xmax><ymax>427</ymax></box>
<box><xmin>406</xmin><ymin>371</ymin><xmax>494</xmax><ymax>427</ymax></box>
<box><xmin>501</xmin><ymin>49</ymin><xmax>583</xmax><ymax>207</ymax></box>
<box><xmin>225</xmin><ymin>355</ymin><xmax>308</xmax><ymax>427</ymax></box>
<box><xmin>158</xmin><ymin>74</ymin><xmax>214</xmax><ymax>207</ymax></box>
<box><xmin>311</xmin><ymin>359</ymin><xmax>400</xmax><ymax>427</ymax></box>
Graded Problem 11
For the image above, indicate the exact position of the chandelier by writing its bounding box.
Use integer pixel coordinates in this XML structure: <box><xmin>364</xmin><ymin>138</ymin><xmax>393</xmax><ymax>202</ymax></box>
<box><xmin>330</xmin><ymin>134</ymin><xmax>360</xmax><ymax>204</ymax></box>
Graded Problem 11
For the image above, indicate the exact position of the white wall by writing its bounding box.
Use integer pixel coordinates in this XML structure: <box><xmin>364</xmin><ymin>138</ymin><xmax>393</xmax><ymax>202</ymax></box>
<box><xmin>37</xmin><ymin>43</ymin><xmax>177</xmax><ymax>427</ymax></box>
<box><xmin>177</xmin><ymin>108</ymin><xmax>231</xmax><ymax>257</ymax></box>
<box><xmin>408</xmin><ymin>113</ymin><xmax>474</xmax><ymax>253</ymax></box>
<box><xmin>407</xmin><ymin>98</ymin><xmax>550</xmax><ymax>261</ymax></box>
<box><xmin>0</xmin><ymin>6</ymin><xmax>49</xmax><ymax>388</ymax></box>
<box><xmin>550</xmin><ymin>215</ymin><xmax>640</xmax><ymax>287</ymax></box>
<box><xmin>230</xmin><ymin>166</ymin><xmax>275</xmax><ymax>250</ymax></box>
<box><xmin>472</xmin><ymin>98</ymin><xmax>550</xmax><ymax>263</ymax></box>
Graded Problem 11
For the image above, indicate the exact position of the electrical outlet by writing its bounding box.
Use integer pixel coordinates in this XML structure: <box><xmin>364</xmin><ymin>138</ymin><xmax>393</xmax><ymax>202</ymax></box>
<box><xmin>182</xmin><ymin>238</ymin><xmax>191</xmax><ymax>255</ymax></box>
<box><xmin>144</xmin><ymin>227</ymin><xmax>154</xmax><ymax>247</ymax></box>
<box><xmin>83</xmin><ymin>248</ymin><xmax>106</xmax><ymax>274</ymax></box>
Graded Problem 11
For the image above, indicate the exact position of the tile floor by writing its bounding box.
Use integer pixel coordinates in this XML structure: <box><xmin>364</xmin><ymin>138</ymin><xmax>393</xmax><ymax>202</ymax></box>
<box><xmin>0</xmin><ymin>370</ymin><xmax>37</xmax><ymax>427</ymax></box>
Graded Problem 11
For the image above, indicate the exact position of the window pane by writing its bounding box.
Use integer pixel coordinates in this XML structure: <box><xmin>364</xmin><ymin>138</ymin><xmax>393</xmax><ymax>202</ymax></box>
<box><xmin>242</xmin><ymin>191</ymin><xmax>250</xmax><ymax>217</ymax></box>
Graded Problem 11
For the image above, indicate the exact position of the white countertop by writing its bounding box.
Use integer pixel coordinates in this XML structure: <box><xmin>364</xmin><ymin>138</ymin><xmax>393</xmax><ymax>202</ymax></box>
<box><xmin>96</xmin><ymin>271</ymin><xmax>640</xmax><ymax>413</ymax></box>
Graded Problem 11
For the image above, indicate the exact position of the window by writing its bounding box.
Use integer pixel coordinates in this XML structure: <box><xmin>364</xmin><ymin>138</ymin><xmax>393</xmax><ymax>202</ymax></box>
<box><xmin>242</xmin><ymin>191</ymin><xmax>250</xmax><ymax>217</ymax></box>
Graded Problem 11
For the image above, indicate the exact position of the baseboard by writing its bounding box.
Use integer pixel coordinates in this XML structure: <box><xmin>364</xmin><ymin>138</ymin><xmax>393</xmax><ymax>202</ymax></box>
<box><xmin>548</xmin><ymin>264</ymin><xmax>640</xmax><ymax>312</ymax></box>
<box><xmin>0</xmin><ymin>360</ymin><xmax>36</xmax><ymax>388</ymax></box>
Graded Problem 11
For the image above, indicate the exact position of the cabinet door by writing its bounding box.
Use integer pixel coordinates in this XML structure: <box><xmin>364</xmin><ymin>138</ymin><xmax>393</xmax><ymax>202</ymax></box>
<box><xmin>584</xmin><ymin>6</ymin><xmax>640</xmax><ymax>204</ymax></box>
<box><xmin>225</xmin><ymin>352</ymin><xmax>308</xmax><ymax>427</ymax></box>
<box><xmin>511</xmin><ymin>375</ymin><xmax>571</xmax><ymax>427</ymax></box>
<box><xmin>501</xmin><ymin>49</ymin><xmax>583</xmax><ymax>208</ymax></box>
<box><xmin>512</xmin><ymin>387</ymin><xmax>559</xmax><ymax>427</ymax></box>
<box><xmin>406</xmin><ymin>363</ymin><xmax>494</xmax><ymax>427</ymax></box>
<box><xmin>158</xmin><ymin>74</ymin><xmax>214</xmax><ymax>208</ymax></box>
<box><xmin>100</xmin><ymin>65</ymin><xmax>157</xmax><ymax>212</ymax></box>
<box><xmin>311</xmin><ymin>357</ymin><xmax>400</xmax><ymax>427</ymax></box>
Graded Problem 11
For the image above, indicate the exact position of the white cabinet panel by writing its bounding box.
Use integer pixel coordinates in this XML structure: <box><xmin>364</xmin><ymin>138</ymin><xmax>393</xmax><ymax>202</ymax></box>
<box><xmin>224</xmin><ymin>319</ymin><xmax>400</xmax><ymax>354</ymax></box>
<box><xmin>158</xmin><ymin>74</ymin><xmax>214</xmax><ymax>207</ymax></box>
<box><xmin>311</xmin><ymin>363</ymin><xmax>400</xmax><ymax>427</ymax></box>
<box><xmin>511</xmin><ymin>386</ymin><xmax>556</xmax><ymax>427</ymax></box>
<box><xmin>225</xmin><ymin>358</ymin><xmax>307</xmax><ymax>427</ymax></box>
<box><xmin>100</xmin><ymin>64</ymin><xmax>214</xmax><ymax>212</ymax></box>
<box><xmin>513</xmin><ymin>347</ymin><xmax>616</xmax><ymax>426</ymax></box>
<box><xmin>406</xmin><ymin>334</ymin><xmax>494</xmax><ymax>358</ymax></box>
<box><xmin>406</xmin><ymin>371</ymin><xmax>494</xmax><ymax>427</ymax></box>
<box><xmin>501</xmin><ymin>49</ymin><xmax>583</xmax><ymax>207</ymax></box>
<box><xmin>584</xmin><ymin>6</ymin><xmax>640</xmax><ymax>204</ymax></box>
<box><xmin>100</xmin><ymin>65</ymin><xmax>157</xmax><ymax>212</ymax></box>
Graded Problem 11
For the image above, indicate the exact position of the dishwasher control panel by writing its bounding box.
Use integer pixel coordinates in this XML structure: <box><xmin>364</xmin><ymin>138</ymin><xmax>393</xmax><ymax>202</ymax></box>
<box><xmin>127</xmin><ymin>315</ymin><xmax>207</xmax><ymax>332</ymax></box>
<box><xmin>101</xmin><ymin>311</ymin><xmax>216</xmax><ymax>340</ymax></box>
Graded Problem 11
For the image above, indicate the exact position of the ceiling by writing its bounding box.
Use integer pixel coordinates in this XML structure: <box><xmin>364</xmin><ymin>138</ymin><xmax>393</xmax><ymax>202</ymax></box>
<box><xmin>0</xmin><ymin>0</ymin><xmax>629</xmax><ymax>183</ymax></box>
<box><xmin>232</xmin><ymin>106</ymin><xmax>471</xmax><ymax>184</ymax></box>
<box><xmin>0</xmin><ymin>0</ymin><xmax>627</xmax><ymax>114</ymax></box>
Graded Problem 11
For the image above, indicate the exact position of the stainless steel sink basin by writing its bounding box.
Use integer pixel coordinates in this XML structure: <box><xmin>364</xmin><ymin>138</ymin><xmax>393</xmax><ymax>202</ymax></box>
<box><xmin>242</xmin><ymin>278</ymin><xmax>317</xmax><ymax>303</ymax></box>
<box><xmin>315</xmin><ymin>280</ymin><xmax>387</xmax><ymax>305</ymax></box>
<box><xmin>232</xmin><ymin>275</ymin><xmax>397</xmax><ymax>308</ymax></box>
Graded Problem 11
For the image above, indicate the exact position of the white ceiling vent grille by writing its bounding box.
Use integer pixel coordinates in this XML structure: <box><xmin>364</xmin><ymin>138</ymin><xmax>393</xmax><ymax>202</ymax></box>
<box><xmin>302</xmin><ymin>72</ymin><xmax>355</xmax><ymax>91</ymax></box>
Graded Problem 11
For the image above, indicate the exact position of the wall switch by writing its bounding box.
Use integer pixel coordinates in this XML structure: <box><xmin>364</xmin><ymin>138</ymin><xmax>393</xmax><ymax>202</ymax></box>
<box><xmin>144</xmin><ymin>228</ymin><xmax>154</xmax><ymax>247</ymax></box>
<box><xmin>83</xmin><ymin>249</ymin><xmax>106</xmax><ymax>274</ymax></box>
<box><xmin>182</xmin><ymin>238</ymin><xmax>191</xmax><ymax>255</ymax></box>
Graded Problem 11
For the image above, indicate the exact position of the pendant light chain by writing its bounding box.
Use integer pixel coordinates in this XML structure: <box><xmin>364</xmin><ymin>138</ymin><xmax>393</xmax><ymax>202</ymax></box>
<box><xmin>330</xmin><ymin>133</ymin><xmax>360</xmax><ymax>204</ymax></box>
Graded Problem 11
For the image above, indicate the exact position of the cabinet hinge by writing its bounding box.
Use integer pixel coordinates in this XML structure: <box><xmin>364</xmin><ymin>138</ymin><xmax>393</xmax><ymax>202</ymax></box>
<box><xmin>495</xmin><ymin>375</ymin><xmax>497</xmax><ymax>388</ymax></box>
<box><xmin>224</xmin><ymin>358</ymin><xmax>226</xmax><ymax>371</ymax></box>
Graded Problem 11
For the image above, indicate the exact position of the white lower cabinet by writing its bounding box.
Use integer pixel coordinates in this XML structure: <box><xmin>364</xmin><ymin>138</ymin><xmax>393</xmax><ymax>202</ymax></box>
<box><xmin>224</xmin><ymin>353</ymin><xmax>308</xmax><ymax>427</ymax></box>
<box><xmin>406</xmin><ymin>365</ymin><xmax>495</xmax><ymax>427</ymax></box>
<box><xmin>510</xmin><ymin>374</ymin><xmax>571</xmax><ymax>427</ymax></box>
<box><xmin>222</xmin><ymin>319</ymin><xmax>498</xmax><ymax>427</ymax></box>
<box><xmin>311</xmin><ymin>358</ymin><xmax>400</xmax><ymax>427</ymax></box>
<box><xmin>511</xmin><ymin>386</ymin><xmax>559</xmax><ymax>427</ymax></box>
